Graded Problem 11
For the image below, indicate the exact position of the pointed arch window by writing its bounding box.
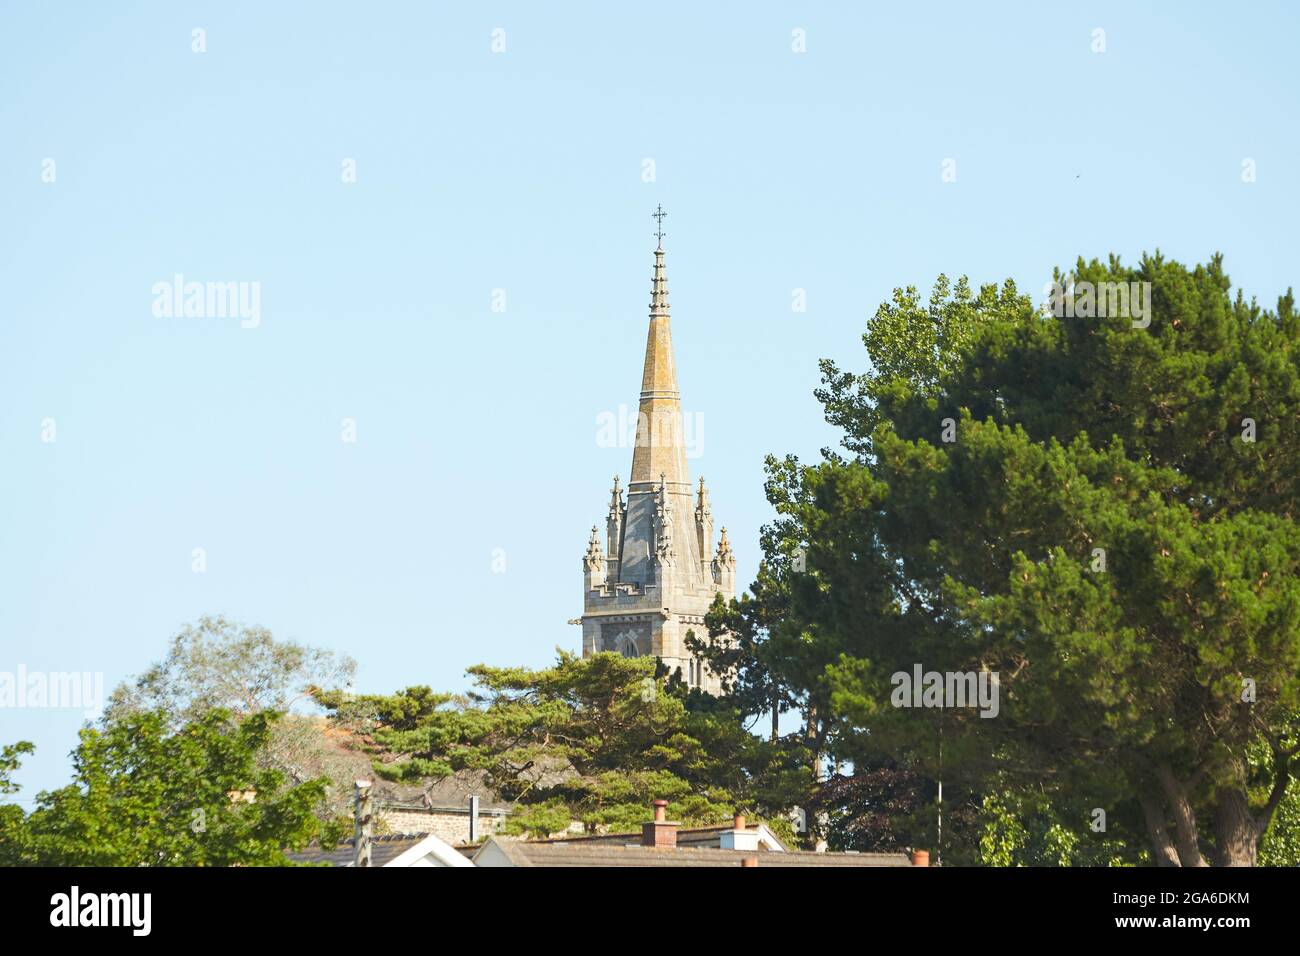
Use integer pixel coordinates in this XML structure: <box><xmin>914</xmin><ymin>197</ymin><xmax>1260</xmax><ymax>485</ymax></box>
<box><xmin>612</xmin><ymin>630</ymin><xmax>643</xmax><ymax>658</ymax></box>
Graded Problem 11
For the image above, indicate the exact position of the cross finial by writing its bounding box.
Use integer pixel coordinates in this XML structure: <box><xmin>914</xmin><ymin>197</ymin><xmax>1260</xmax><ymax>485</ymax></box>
<box><xmin>652</xmin><ymin>204</ymin><xmax>667</xmax><ymax>248</ymax></box>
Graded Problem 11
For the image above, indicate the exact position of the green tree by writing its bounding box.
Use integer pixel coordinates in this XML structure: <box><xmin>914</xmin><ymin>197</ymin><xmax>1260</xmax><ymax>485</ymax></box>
<box><xmin>1253</xmin><ymin>735</ymin><xmax>1300</xmax><ymax>866</ymax></box>
<box><xmin>106</xmin><ymin>615</ymin><xmax>356</xmax><ymax>724</ymax></box>
<box><xmin>106</xmin><ymin>616</ymin><xmax>360</xmax><ymax>818</ymax></box>
<box><xmin>977</xmin><ymin>787</ymin><xmax>1144</xmax><ymax>867</ymax></box>
<box><xmin>0</xmin><ymin>711</ymin><xmax>341</xmax><ymax>866</ymax></box>
<box><xmin>768</xmin><ymin>255</ymin><xmax>1300</xmax><ymax>866</ymax></box>
<box><xmin>0</xmin><ymin>742</ymin><xmax>35</xmax><ymax>861</ymax></box>
<box><xmin>319</xmin><ymin>651</ymin><xmax>803</xmax><ymax>837</ymax></box>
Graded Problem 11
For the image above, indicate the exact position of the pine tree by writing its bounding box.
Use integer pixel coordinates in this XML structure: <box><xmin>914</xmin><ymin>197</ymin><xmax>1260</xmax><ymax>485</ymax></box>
<box><xmin>762</xmin><ymin>255</ymin><xmax>1300</xmax><ymax>866</ymax></box>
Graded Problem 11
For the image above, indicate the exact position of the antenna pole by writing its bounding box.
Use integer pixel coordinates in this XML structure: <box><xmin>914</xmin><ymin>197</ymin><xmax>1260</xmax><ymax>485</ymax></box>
<box><xmin>937</xmin><ymin>709</ymin><xmax>943</xmax><ymax>866</ymax></box>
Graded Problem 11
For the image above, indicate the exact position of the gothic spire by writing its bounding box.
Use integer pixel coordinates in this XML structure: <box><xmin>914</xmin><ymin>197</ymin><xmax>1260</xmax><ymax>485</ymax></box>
<box><xmin>715</xmin><ymin>526</ymin><xmax>735</xmax><ymax>568</ymax></box>
<box><xmin>630</xmin><ymin>221</ymin><xmax>688</xmax><ymax>488</ymax></box>
<box><xmin>606</xmin><ymin>475</ymin><xmax>625</xmax><ymax>561</ymax></box>
<box><xmin>579</xmin><ymin>214</ymin><xmax>736</xmax><ymax>693</ymax></box>
<box><xmin>584</xmin><ymin>525</ymin><xmax>604</xmax><ymax>569</ymax></box>
<box><xmin>695</xmin><ymin>476</ymin><xmax>714</xmax><ymax>570</ymax></box>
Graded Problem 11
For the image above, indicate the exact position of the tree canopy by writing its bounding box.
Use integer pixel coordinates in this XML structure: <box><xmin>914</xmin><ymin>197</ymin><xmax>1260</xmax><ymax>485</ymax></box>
<box><xmin>0</xmin><ymin>710</ymin><xmax>341</xmax><ymax>866</ymax></box>
<box><xmin>318</xmin><ymin>650</ymin><xmax>806</xmax><ymax>838</ymax></box>
<box><xmin>7</xmin><ymin>253</ymin><xmax>1298</xmax><ymax>867</ymax></box>
<box><xmin>105</xmin><ymin>616</ymin><xmax>362</xmax><ymax>819</ymax></box>
<box><xmin>733</xmin><ymin>254</ymin><xmax>1300</xmax><ymax>866</ymax></box>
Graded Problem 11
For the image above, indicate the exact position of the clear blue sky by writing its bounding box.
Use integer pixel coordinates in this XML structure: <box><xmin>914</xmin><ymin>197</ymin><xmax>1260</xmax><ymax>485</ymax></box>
<box><xmin>3</xmin><ymin>2</ymin><xmax>1297</xmax><ymax>800</ymax></box>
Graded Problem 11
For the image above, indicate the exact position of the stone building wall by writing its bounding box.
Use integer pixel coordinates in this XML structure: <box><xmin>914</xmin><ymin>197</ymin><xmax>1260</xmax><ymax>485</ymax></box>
<box><xmin>380</xmin><ymin>806</ymin><xmax>510</xmax><ymax>844</ymax></box>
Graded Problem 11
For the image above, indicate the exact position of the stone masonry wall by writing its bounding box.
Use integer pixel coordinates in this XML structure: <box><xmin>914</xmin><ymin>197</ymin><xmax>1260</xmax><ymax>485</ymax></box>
<box><xmin>379</xmin><ymin>806</ymin><xmax>510</xmax><ymax>844</ymax></box>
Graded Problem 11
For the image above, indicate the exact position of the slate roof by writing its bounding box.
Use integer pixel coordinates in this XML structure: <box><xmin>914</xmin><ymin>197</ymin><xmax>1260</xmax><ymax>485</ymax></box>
<box><xmin>523</xmin><ymin>824</ymin><xmax>789</xmax><ymax>851</ymax></box>
<box><xmin>476</xmin><ymin>839</ymin><xmax>913</xmax><ymax>868</ymax></box>
<box><xmin>286</xmin><ymin>833</ymin><xmax>431</xmax><ymax>867</ymax></box>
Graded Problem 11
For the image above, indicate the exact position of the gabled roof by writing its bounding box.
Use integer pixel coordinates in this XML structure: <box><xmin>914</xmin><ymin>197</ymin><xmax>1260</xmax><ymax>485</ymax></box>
<box><xmin>288</xmin><ymin>834</ymin><xmax>427</xmax><ymax>867</ymax></box>
<box><xmin>287</xmin><ymin>832</ymin><xmax>472</xmax><ymax>868</ymax></box>
<box><xmin>384</xmin><ymin>832</ymin><xmax>475</xmax><ymax>868</ymax></box>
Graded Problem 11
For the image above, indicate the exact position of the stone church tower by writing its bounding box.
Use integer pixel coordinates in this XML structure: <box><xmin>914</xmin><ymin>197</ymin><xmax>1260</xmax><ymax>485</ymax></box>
<box><xmin>578</xmin><ymin>215</ymin><xmax>735</xmax><ymax>693</ymax></box>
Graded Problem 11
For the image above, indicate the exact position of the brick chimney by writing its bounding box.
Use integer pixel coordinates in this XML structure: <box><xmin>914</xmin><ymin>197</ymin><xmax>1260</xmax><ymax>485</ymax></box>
<box><xmin>642</xmin><ymin>799</ymin><xmax>677</xmax><ymax>849</ymax></box>
<box><xmin>720</xmin><ymin>811</ymin><xmax>759</xmax><ymax>852</ymax></box>
<box><xmin>911</xmin><ymin>849</ymin><xmax>930</xmax><ymax>867</ymax></box>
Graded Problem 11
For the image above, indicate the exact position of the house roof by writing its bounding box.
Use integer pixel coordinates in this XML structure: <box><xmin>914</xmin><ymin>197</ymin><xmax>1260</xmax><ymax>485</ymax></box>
<box><xmin>473</xmin><ymin>837</ymin><xmax>913</xmax><ymax>868</ymax></box>
<box><xmin>287</xmin><ymin>833</ymin><xmax>432</xmax><ymax>867</ymax></box>
<box><xmin>385</xmin><ymin>832</ymin><xmax>476</xmax><ymax>867</ymax></box>
<box><xmin>524</xmin><ymin>823</ymin><xmax>789</xmax><ymax>852</ymax></box>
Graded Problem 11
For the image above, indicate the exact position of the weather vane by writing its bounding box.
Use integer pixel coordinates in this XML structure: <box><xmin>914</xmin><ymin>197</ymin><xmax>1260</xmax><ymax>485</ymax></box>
<box><xmin>652</xmin><ymin>204</ymin><xmax>667</xmax><ymax>247</ymax></box>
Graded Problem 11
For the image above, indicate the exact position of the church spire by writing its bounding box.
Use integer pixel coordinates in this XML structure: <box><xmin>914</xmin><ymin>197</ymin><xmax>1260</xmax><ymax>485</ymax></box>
<box><xmin>630</xmin><ymin>213</ymin><xmax>688</xmax><ymax>488</ymax></box>
<box><xmin>578</xmin><ymin>213</ymin><xmax>736</xmax><ymax>693</ymax></box>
